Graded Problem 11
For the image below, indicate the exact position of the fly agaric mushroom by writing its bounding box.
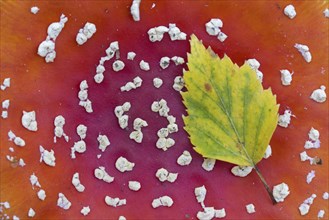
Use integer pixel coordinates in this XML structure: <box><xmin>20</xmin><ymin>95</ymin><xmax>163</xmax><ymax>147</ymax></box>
<box><xmin>0</xmin><ymin>1</ymin><xmax>327</xmax><ymax>219</ymax></box>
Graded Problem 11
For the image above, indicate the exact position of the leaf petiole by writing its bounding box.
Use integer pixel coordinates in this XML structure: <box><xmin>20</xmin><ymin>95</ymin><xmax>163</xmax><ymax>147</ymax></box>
<box><xmin>253</xmin><ymin>165</ymin><xmax>277</xmax><ymax>205</ymax></box>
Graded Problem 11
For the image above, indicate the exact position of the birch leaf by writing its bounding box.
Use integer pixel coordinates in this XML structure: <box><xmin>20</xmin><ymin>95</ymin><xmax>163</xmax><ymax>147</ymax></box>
<box><xmin>182</xmin><ymin>35</ymin><xmax>279</xmax><ymax>167</ymax></box>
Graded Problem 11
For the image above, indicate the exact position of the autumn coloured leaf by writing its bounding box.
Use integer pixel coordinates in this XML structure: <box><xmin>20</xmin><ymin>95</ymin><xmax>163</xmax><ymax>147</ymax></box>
<box><xmin>182</xmin><ymin>35</ymin><xmax>281</xmax><ymax>203</ymax></box>
<box><xmin>182</xmin><ymin>35</ymin><xmax>279</xmax><ymax>167</ymax></box>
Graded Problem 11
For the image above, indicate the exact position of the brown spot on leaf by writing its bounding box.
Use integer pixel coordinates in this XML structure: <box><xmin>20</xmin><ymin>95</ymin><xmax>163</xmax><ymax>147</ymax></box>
<box><xmin>205</xmin><ymin>83</ymin><xmax>212</xmax><ymax>92</ymax></box>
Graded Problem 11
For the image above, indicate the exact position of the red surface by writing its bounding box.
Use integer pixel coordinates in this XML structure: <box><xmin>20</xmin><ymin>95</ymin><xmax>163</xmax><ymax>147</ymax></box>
<box><xmin>0</xmin><ymin>1</ymin><xmax>328</xmax><ymax>219</ymax></box>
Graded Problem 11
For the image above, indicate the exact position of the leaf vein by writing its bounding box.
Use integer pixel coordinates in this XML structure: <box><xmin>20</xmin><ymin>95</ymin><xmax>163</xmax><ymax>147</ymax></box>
<box><xmin>196</xmin><ymin>128</ymin><xmax>249</xmax><ymax>162</ymax></box>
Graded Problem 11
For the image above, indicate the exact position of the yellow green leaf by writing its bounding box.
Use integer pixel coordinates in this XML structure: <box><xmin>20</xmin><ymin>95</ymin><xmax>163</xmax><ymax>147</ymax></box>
<box><xmin>182</xmin><ymin>35</ymin><xmax>279</xmax><ymax>167</ymax></box>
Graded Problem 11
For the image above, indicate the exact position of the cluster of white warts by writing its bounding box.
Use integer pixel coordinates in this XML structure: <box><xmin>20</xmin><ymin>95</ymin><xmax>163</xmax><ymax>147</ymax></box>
<box><xmin>6</xmin><ymin>130</ymin><xmax>26</xmax><ymax>167</ymax></box>
<box><xmin>53</xmin><ymin>115</ymin><xmax>69</xmax><ymax>143</ymax></box>
<box><xmin>296</xmin><ymin>127</ymin><xmax>324</xmax><ymax>216</ymax></box>
<box><xmin>280</xmin><ymin>6</ymin><xmax>328</xmax><ymax>104</ymax></box>
<box><xmin>194</xmin><ymin>185</ymin><xmax>226</xmax><ymax>219</ymax></box>
<box><xmin>1</xmin><ymin>80</ymin><xmax>10</xmax><ymax>118</ymax></box>
<box><xmin>37</xmin><ymin>14</ymin><xmax>68</xmax><ymax>63</ymax></box>
<box><xmin>151</xmin><ymin>99</ymin><xmax>177</xmax><ymax>151</ymax></box>
<box><xmin>37</xmin><ymin>13</ymin><xmax>97</xmax><ymax>63</ymax></box>
<box><xmin>114</xmin><ymin>102</ymin><xmax>131</xmax><ymax>129</ymax></box>
<box><xmin>71</xmin><ymin>124</ymin><xmax>88</xmax><ymax>159</ymax></box>
<box><xmin>281</xmin><ymin>5</ymin><xmax>327</xmax><ymax>214</ymax></box>
<box><xmin>205</xmin><ymin>18</ymin><xmax>228</xmax><ymax>42</ymax></box>
<box><xmin>78</xmin><ymin>80</ymin><xmax>93</xmax><ymax>113</ymax></box>
<box><xmin>2</xmin><ymin>3</ymin><xmax>329</xmax><ymax>219</ymax></box>
<box><xmin>196</xmin><ymin>181</ymin><xmax>286</xmax><ymax>218</ymax></box>
<box><xmin>243</xmin><ymin>14</ymin><xmax>325</xmax><ymax>106</ymax></box>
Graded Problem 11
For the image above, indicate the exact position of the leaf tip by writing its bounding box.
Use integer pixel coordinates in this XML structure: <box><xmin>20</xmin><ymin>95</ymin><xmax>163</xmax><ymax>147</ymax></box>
<box><xmin>189</xmin><ymin>34</ymin><xmax>199</xmax><ymax>45</ymax></box>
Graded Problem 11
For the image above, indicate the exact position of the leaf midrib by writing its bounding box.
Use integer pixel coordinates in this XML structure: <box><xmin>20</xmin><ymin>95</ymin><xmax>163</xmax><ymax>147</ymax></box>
<box><xmin>191</xmin><ymin>59</ymin><xmax>256</xmax><ymax>166</ymax></box>
<box><xmin>191</xmin><ymin>123</ymin><xmax>250</xmax><ymax>162</ymax></box>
